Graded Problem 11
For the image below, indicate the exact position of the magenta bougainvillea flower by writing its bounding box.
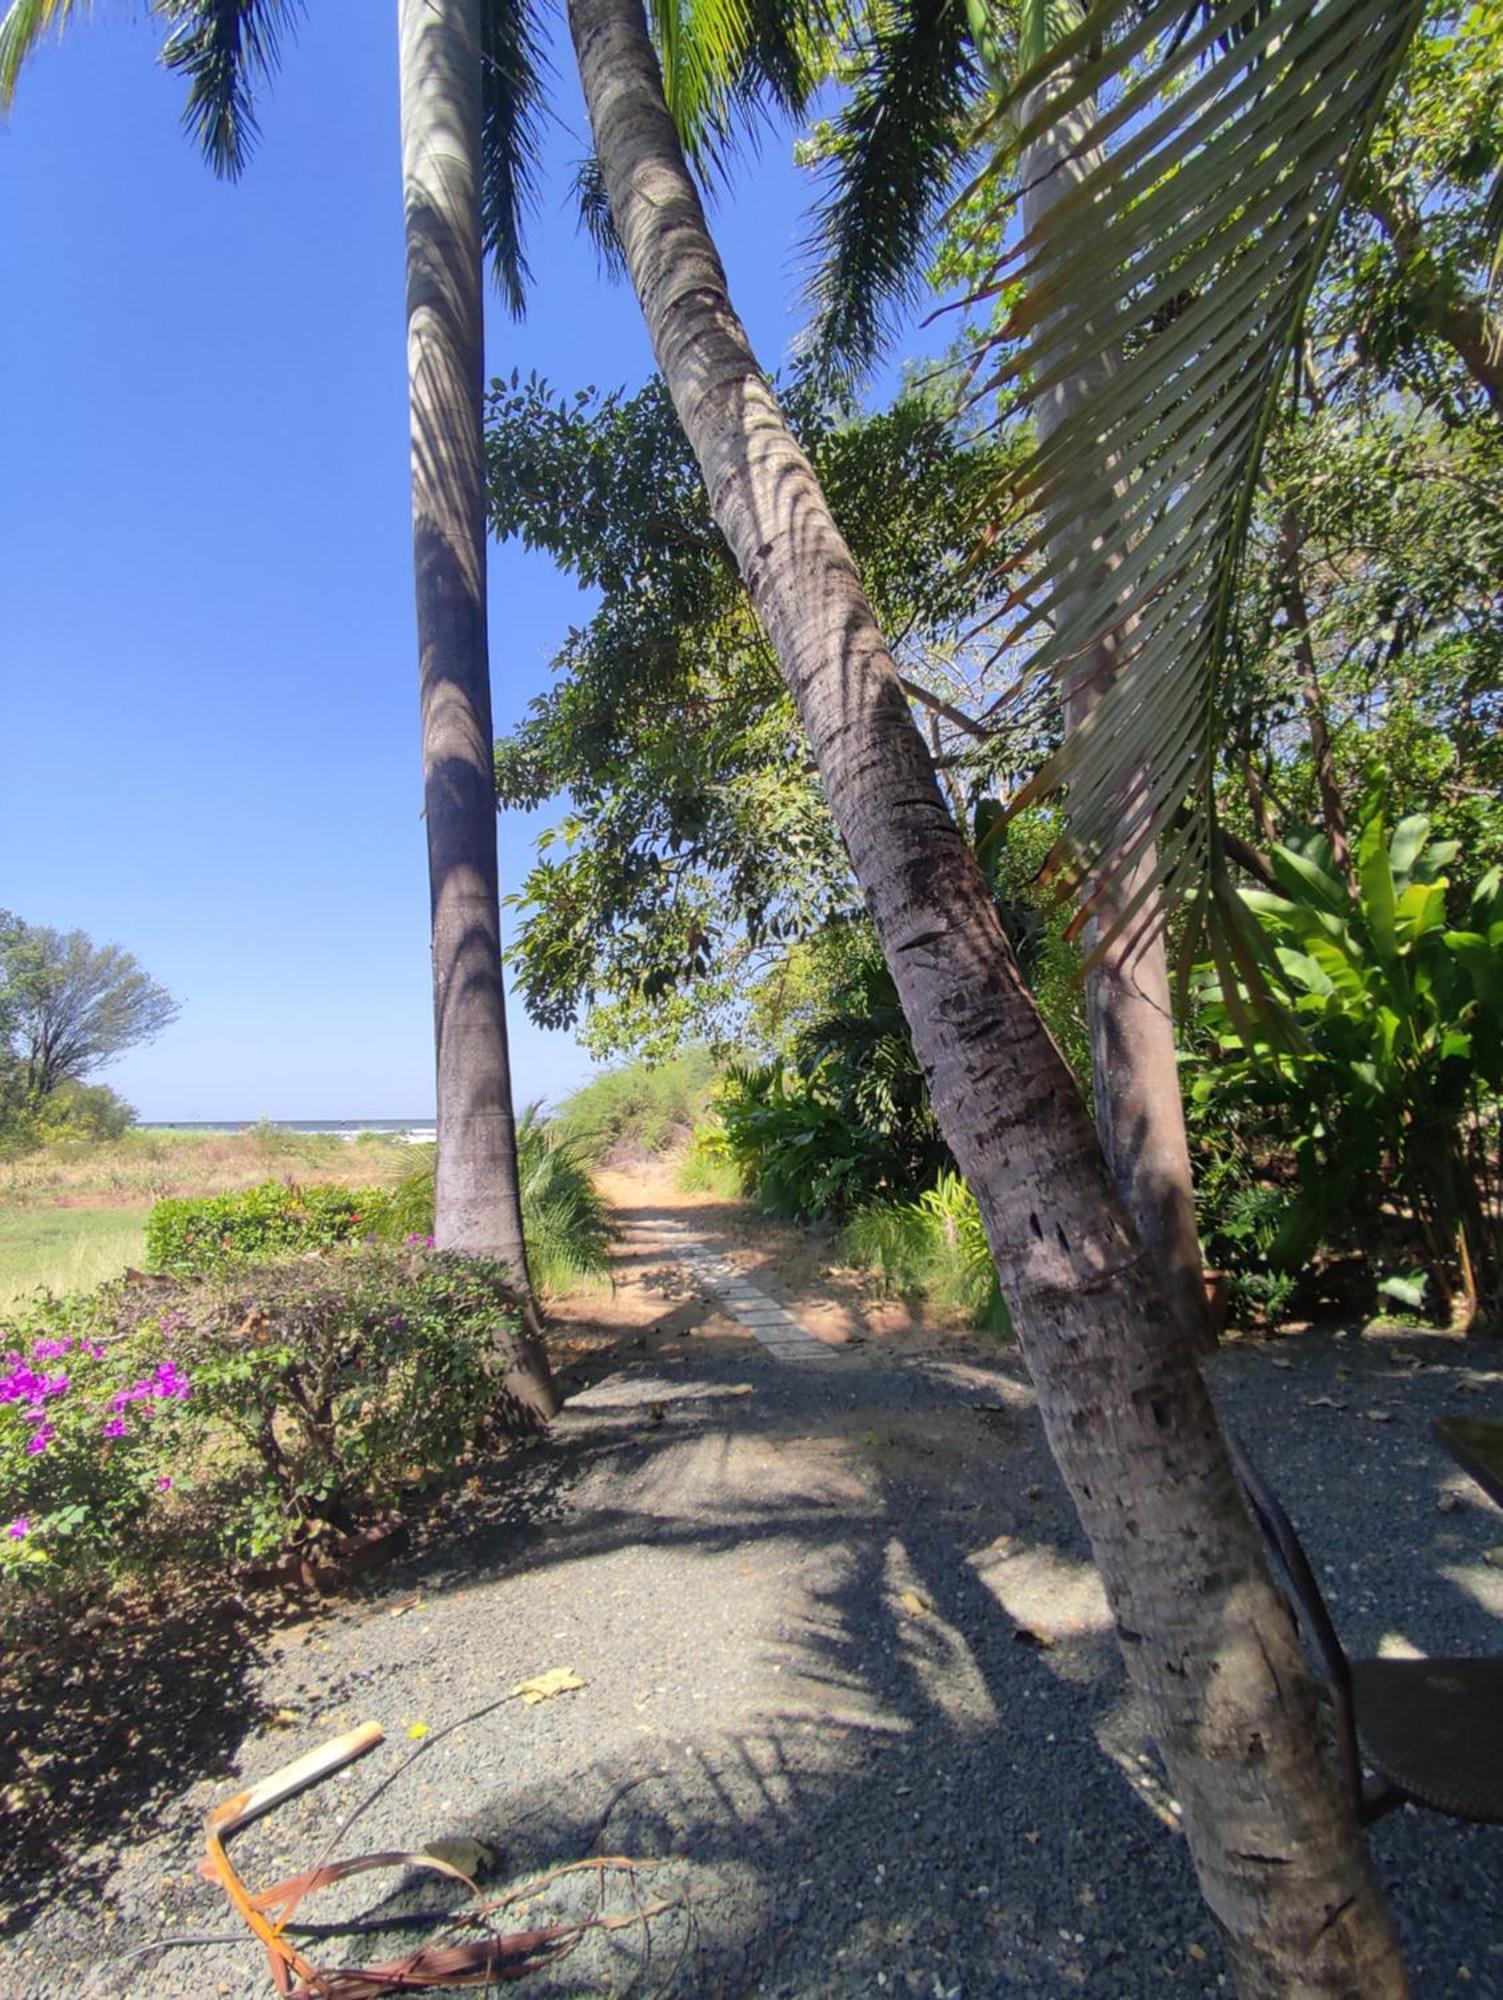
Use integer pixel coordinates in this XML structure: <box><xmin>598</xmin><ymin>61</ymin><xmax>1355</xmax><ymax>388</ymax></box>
<box><xmin>7</xmin><ymin>1518</ymin><xmax>29</xmax><ymax>1539</ymax></box>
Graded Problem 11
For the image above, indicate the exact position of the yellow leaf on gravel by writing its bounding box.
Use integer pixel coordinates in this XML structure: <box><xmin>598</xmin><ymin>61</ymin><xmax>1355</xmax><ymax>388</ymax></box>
<box><xmin>514</xmin><ymin>1667</ymin><xmax>587</xmax><ymax>1705</ymax></box>
<box><xmin>425</xmin><ymin>1837</ymin><xmax>495</xmax><ymax>1877</ymax></box>
<box><xmin>899</xmin><ymin>1590</ymin><xmax>931</xmax><ymax>1618</ymax></box>
<box><xmin>406</xmin><ymin>1721</ymin><xmax>429</xmax><ymax>1739</ymax></box>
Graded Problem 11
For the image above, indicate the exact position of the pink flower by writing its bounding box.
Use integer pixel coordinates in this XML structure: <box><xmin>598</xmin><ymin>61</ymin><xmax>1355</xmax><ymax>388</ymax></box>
<box><xmin>26</xmin><ymin>1423</ymin><xmax>55</xmax><ymax>1455</ymax></box>
<box><xmin>102</xmin><ymin>1417</ymin><xmax>126</xmax><ymax>1438</ymax></box>
<box><xmin>156</xmin><ymin>1475</ymin><xmax>173</xmax><ymax>1492</ymax></box>
<box><xmin>7</xmin><ymin>1518</ymin><xmax>29</xmax><ymax>1539</ymax></box>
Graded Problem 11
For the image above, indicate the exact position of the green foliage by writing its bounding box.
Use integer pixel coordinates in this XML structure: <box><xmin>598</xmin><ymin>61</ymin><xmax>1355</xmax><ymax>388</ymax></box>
<box><xmin>0</xmin><ymin>1247</ymin><xmax>517</xmax><ymax>1599</ymax></box>
<box><xmin>1190</xmin><ymin>811</ymin><xmax>1503</xmax><ymax>1322</ymax></box>
<box><xmin>145</xmin><ymin>1180</ymin><xmax>369</xmax><ymax>1276</ymax></box>
<box><xmin>553</xmin><ymin>1051</ymin><xmax>718</xmax><ymax>1160</ymax></box>
<box><xmin>488</xmin><ymin>371</ymin><xmax>1022</xmax><ymax>1052</ymax></box>
<box><xmin>705</xmin><ymin>925</ymin><xmax>955</xmax><ymax>1223</ymax></box>
<box><xmin>842</xmin><ymin>1173</ymin><xmax>1011</xmax><ymax>1332</ymax></box>
<box><xmin>376</xmin><ymin>1108</ymin><xmax>617</xmax><ymax>1294</ymax></box>
<box><xmin>0</xmin><ymin>910</ymin><xmax>178</xmax><ymax>1103</ymax></box>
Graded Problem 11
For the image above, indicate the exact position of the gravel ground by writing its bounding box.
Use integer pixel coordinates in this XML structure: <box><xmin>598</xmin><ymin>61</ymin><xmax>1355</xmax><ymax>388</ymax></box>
<box><xmin>4</xmin><ymin>1228</ymin><xmax>1502</xmax><ymax>1998</ymax></box>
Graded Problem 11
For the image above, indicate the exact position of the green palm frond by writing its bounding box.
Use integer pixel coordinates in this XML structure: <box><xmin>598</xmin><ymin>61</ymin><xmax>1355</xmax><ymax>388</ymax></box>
<box><xmin>572</xmin><ymin>151</ymin><xmax>627</xmax><ymax>278</ymax></box>
<box><xmin>481</xmin><ymin>0</ymin><xmax>551</xmax><ymax>316</ymax></box>
<box><xmin>158</xmin><ymin>0</ymin><xmax>302</xmax><ymax>178</ymax></box>
<box><xmin>0</xmin><ymin>0</ymin><xmax>90</xmax><ymax>110</ymax></box>
<box><xmin>988</xmin><ymin>0</ymin><xmax>1425</xmax><ymax>951</ymax></box>
<box><xmin>651</xmin><ymin>0</ymin><xmax>834</xmax><ymax>178</ymax></box>
<box><xmin>804</xmin><ymin>0</ymin><xmax>985</xmax><ymax>374</ymax></box>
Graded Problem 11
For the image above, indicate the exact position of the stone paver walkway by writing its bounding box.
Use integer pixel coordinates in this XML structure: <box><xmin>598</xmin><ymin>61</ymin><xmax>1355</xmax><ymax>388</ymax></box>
<box><xmin>643</xmin><ymin>1216</ymin><xmax>836</xmax><ymax>1362</ymax></box>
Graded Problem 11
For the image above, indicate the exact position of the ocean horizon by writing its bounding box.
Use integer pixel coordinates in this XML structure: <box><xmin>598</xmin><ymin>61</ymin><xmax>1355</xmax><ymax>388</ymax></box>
<box><xmin>142</xmin><ymin>1118</ymin><xmax>437</xmax><ymax>1138</ymax></box>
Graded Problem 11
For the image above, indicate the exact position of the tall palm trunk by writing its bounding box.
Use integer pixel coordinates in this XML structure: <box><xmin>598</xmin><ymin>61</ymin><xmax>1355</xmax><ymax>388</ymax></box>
<box><xmin>399</xmin><ymin>0</ymin><xmax>557</xmax><ymax>1421</ymax></box>
<box><xmin>565</xmin><ymin>0</ymin><xmax>1406</xmax><ymax>1987</ymax></box>
<box><xmin>1018</xmin><ymin>75</ymin><xmax>1210</xmax><ymax>1353</ymax></box>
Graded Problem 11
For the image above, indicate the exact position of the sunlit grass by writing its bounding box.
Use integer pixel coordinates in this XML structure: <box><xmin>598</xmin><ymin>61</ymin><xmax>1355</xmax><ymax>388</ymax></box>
<box><xmin>0</xmin><ymin>1208</ymin><xmax>147</xmax><ymax>1309</ymax></box>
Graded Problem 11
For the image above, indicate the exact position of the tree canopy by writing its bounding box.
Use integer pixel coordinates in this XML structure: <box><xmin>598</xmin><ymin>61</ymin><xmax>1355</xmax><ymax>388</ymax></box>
<box><xmin>0</xmin><ymin>913</ymin><xmax>178</xmax><ymax>1106</ymax></box>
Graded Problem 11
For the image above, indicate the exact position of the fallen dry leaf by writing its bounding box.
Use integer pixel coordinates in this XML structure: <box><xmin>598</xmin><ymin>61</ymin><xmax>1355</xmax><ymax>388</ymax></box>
<box><xmin>898</xmin><ymin>1589</ymin><xmax>931</xmax><ymax>1618</ymax></box>
<box><xmin>425</xmin><ymin>1837</ymin><xmax>495</xmax><ymax>1878</ymax></box>
<box><xmin>514</xmin><ymin>1667</ymin><xmax>587</xmax><ymax>1705</ymax></box>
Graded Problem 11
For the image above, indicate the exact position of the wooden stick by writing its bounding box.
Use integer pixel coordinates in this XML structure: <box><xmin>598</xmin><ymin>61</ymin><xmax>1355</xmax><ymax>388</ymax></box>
<box><xmin>208</xmin><ymin>1723</ymin><xmax>385</xmax><ymax>1839</ymax></box>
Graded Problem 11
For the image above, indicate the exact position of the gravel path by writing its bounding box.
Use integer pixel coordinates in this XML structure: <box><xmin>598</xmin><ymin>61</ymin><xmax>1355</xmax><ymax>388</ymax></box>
<box><xmin>6</xmin><ymin>1207</ymin><xmax>1502</xmax><ymax>1998</ymax></box>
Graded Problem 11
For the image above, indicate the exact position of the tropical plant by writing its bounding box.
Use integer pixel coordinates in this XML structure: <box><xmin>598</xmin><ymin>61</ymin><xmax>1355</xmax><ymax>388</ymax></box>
<box><xmin>567</xmin><ymin>0</ymin><xmax>1404</xmax><ymax>1983</ymax></box>
<box><xmin>1191</xmin><ymin>812</ymin><xmax>1503</xmax><ymax>1327</ymax></box>
<box><xmin>0</xmin><ymin>0</ymin><xmax>559</xmax><ymax>1419</ymax></box>
<box><xmin>842</xmin><ymin>1172</ymin><xmax>1011</xmax><ymax>1331</ymax></box>
<box><xmin>377</xmin><ymin>1107</ymin><xmax>618</xmax><ymax>1294</ymax></box>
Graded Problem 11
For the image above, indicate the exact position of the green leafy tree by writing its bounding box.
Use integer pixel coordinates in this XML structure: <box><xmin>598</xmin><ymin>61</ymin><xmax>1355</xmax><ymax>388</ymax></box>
<box><xmin>0</xmin><ymin>911</ymin><xmax>176</xmax><ymax>1108</ymax></box>
<box><xmin>487</xmin><ymin>372</ymin><xmax>1025</xmax><ymax>1048</ymax></box>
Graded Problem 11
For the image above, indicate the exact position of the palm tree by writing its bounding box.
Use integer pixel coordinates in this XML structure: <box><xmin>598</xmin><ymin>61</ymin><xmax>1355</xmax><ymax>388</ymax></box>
<box><xmin>565</xmin><ymin>0</ymin><xmax>1410</xmax><ymax>1986</ymax></box>
<box><xmin>790</xmin><ymin>0</ymin><xmax>1211</xmax><ymax>1344</ymax></box>
<box><xmin>1</xmin><ymin>0</ymin><xmax>558</xmax><ymax>1419</ymax></box>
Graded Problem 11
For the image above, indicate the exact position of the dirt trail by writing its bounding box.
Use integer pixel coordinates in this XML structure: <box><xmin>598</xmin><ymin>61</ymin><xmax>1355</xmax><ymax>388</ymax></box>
<box><xmin>5</xmin><ymin>1166</ymin><xmax>1501</xmax><ymax>1997</ymax></box>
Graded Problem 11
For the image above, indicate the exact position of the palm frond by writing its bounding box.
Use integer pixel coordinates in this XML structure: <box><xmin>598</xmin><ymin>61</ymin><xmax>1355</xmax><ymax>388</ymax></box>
<box><xmin>481</xmin><ymin>0</ymin><xmax>551</xmax><ymax>316</ymax></box>
<box><xmin>650</xmin><ymin>0</ymin><xmax>834</xmax><ymax>180</ymax></box>
<box><xmin>572</xmin><ymin>152</ymin><xmax>627</xmax><ymax>279</ymax></box>
<box><xmin>985</xmin><ymin>0</ymin><xmax>1426</xmax><ymax>952</ymax></box>
<box><xmin>804</xmin><ymin>0</ymin><xmax>985</xmax><ymax>375</ymax></box>
<box><xmin>0</xmin><ymin>0</ymin><xmax>90</xmax><ymax>113</ymax></box>
<box><xmin>157</xmin><ymin>0</ymin><xmax>302</xmax><ymax>178</ymax></box>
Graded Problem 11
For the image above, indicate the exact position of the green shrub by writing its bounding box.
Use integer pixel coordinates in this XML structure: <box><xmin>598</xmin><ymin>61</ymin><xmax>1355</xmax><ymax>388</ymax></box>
<box><xmin>0</xmin><ymin>1246</ymin><xmax>519</xmax><ymax>1596</ymax></box>
<box><xmin>842</xmin><ymin>1174</ymin><xmax>1011</xmax><ymax>1334</ymax></box>
<box><xmin>1188</xmin><ymin>813</ymin><xmax>1503</xmax><ymax>1325</ymax></box>
<box><xmin>675</xmin><ymin>1126</ymin><xmax>745</xmax><ymax>1199</ymax></box>
<box><xmin>145</xmin><ymin>1180</ymin><xmax>370</xmax><ymax>1274</ymax></box>
<box><xmin>377</xmin><ymin>1107</ymin><xmax>616</xmax><ymax>1293</ymax></box>
<box><xmin>553</xmin><ymin>1051</ymin><xmax>718</xmax><ymax>1161</ymax></box>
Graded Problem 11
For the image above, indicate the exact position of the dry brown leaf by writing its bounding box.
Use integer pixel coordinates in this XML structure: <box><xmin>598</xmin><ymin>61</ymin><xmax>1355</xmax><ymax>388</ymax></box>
<box><xmin>514</xmin><ymin>1667</ymin><xmax>587</xmax><ymax>1705</ymax></box>
<box><xmin>898</xmin><ymin>1589</ymin><xmax>931</xmax><ymax>1618</ymax></box>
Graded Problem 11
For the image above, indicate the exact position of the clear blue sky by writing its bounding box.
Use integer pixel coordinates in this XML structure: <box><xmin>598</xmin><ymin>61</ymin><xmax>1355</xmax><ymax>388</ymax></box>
<box><xmin>0</xmin><ymin>3</ymin><xmax>861</xmax><ymax>1120</ymax></box>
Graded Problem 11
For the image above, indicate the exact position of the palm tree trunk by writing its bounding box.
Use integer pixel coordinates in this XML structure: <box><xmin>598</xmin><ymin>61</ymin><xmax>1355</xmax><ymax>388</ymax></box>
<box><xmin>1018</xmin><ymin>85</ymin><xmax>1210</xmax><ymax>1355</ymax></box>
<box><xmin>399</xmin><ymin>0</ymin><xmax>557</xmax><ymax>1422</ymax></box>
<box><xmin>565</xmin><ymin>0</ymin><xmax>1406</xmax><ymax>1987</ymax></box>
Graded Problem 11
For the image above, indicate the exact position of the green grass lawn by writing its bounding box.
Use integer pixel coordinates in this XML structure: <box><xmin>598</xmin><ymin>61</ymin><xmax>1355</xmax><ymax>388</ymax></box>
<box><xmin>0</xmin><ymin>1208</ymin><xmax>146</xmax><ymax>1311</ymax></box>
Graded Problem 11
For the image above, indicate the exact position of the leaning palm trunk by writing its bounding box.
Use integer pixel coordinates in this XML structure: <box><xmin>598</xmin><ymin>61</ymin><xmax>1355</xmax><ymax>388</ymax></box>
<box><xmin>399</xmin><ymin>0</ymin><xmax>557</xmax><ymax>1421</ymax></box>
<box><xmin>566</xmin><ymin>0</ymin><xmax>1405</xmax><ymax>1986</ymax></box>
<box><xmin>1018</xmin><ymin>74</ymin><xmax>1210</xmax><ymax>1353</ymax></box>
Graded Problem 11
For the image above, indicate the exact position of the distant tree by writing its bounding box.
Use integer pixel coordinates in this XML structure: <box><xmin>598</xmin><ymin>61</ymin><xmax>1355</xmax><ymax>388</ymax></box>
<box><xmin>0</xmin><ymin>912</ymin><xmax>178</xmax><ymax>1102</ymax></box>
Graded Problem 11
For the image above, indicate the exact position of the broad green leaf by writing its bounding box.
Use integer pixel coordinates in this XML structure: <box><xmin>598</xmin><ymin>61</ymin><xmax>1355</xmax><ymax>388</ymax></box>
<box><xmin>1271</xmin><ymin>843</ymin><xmax>1350</xmax><ymax>919</ymax></box>
<box><xmin>1357</xmin><ymin>816</ymin><xmax>1398</xmax><ymax>960</ymax></box>
<box><xmin>1394</xmin><ymin>880</ymin><xmax>1447</xmax><ymax>950</ymax></box>
<box><xmin>1387</xmin><ymin>813</ymin><xmax>1431</xmax><ymax>885</ymax></box>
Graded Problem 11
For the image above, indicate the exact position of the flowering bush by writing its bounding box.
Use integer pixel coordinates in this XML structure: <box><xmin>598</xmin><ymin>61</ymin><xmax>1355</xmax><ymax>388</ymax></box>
<box><xmin>145</xmin><ymin>1180</ymin><xmax>374</xmax><ymax>1274</ymax></box>
<box><xmin>0</xmin><ymin>1288</ymin><xmax>193</xmax><ymax>1585</ymax></box>
<box><xmin>0</xmin><ymin>1247</ymin><xmax>520</xmax><ymax>1601</ymax></box>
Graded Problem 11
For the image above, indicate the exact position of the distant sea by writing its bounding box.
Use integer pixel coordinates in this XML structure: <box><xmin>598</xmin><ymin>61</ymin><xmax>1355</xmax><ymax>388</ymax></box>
<box><xmin>146</xmin><ymin>1119</ymin><xmax>437</xmax><ymax>1143</ymax></box>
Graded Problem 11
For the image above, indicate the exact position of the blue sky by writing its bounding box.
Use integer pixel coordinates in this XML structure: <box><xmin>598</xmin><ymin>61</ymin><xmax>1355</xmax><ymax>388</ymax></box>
<box><xmin>0</xmin><ymin>3</ymin><xmax>856</xmax><ymax>1120</ymax></box>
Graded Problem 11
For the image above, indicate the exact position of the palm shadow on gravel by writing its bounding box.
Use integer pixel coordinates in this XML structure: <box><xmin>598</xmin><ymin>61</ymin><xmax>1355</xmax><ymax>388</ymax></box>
<box><xmin>178</xmin><ymin>1335</ymin><xmax>1501</xmax><ymax>1998</ymax></box>
<box><xmin>10</xmin><ymin>1321</ymin><xmax>1503</xmax><ymax>1996</ymax></box>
